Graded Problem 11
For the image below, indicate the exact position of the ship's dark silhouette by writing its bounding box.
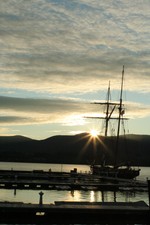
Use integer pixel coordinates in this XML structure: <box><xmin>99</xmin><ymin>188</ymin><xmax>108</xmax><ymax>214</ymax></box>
<box><xmin>85</xmin><ymin>66</ymin><xmax>140</xmax><ymax>179</ymax></box>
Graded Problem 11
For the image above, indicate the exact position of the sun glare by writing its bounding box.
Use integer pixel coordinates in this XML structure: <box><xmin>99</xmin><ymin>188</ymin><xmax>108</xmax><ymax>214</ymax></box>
<box><xmin>90</xmin><ymin>129</ymin><xmax>99</xmax><ymax>138</ymax></box>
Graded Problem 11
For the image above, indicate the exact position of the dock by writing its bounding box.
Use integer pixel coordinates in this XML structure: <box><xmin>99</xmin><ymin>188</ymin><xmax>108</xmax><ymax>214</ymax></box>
<box><xmin>0</xmin><ymin>169</ymin><xmax>150</xmax><ymax>224</ymax></box>
<box><xmin>0</xmin><ymin>200</ymin><xmax>149</xmax><ymax>224</ymax></box>
<box><xmin>0</xmin><ymin>169</ymin><xmax>148</xmax><ymax>191</ymax></box>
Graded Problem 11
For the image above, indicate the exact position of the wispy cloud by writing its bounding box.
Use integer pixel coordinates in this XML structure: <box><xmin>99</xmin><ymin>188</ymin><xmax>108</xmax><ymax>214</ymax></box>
<box><xmin>0</xmin><ymin>96</ymin><xmax>149</xmax><ymax>126</ymax></box>
<box><xmin>0</xmin><ymin>0</ymin><xmax>149</xmax><ymax>137</ymax></box>
<box><xmin>0</xmin><ymin>0</ymin><xmax>149</xmax><ymax>94</ymax></box>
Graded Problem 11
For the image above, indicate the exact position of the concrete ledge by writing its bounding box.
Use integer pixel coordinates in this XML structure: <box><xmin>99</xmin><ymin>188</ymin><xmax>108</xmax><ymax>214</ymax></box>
<box><xmin>0</xmin><ymin>201</ymin><xmax>149</xmax><ymax>224</ymax></box>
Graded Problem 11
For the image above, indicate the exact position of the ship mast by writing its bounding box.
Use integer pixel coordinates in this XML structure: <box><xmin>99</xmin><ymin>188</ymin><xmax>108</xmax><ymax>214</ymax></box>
<box><xmin>85</xmin><ymin>66</ymin><xmax>127</xmax><ymax>166</ymax></box>
<box><xmin>114</xmin><ymin>65</ymin><xmax>125</xmax><ymax>168</ymax></box>
<box><xmin>85</xmin><ymin>82</ymin><xmax>119</xmax><ymax>137</ymax></box>
<box><xmin>103</xmin><ymin>81</ymin><xmax>117</xmax><ymax>136</ymax></box>
<box><xmin>105</xmin><ymin>81</ymin><xmax>111</xmax><ymax>136</ymax></box>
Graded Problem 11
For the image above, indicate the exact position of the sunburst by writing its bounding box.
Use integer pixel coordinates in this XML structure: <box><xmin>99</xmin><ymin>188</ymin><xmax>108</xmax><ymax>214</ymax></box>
<box><xmin>90</xmin><ymin>129</ymin><xmax>99</xmax><ymax>138</ymax></box>
<box><xmin>75</xmin><ymin>130</ymin><xmax>109</xmax><ymax>164</ymax></box>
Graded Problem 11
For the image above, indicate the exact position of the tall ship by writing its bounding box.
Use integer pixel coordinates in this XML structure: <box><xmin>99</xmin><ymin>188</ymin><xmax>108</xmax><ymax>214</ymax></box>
<box><xmin>88</xmin><ymin>66</ymin><xmax>140</xmax><ymax>179</ymax></box>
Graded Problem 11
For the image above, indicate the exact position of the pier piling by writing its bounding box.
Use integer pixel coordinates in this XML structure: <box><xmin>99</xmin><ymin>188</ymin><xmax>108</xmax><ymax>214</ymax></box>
<box><xmin>39</xmin><ymin>191</ymin><xmax>44</xmax><ymax>205</ymax></box>
<box><xmin>147</xmin><ymin>179</ymin><xmax>150</xmax><ymax>207</ymax></box>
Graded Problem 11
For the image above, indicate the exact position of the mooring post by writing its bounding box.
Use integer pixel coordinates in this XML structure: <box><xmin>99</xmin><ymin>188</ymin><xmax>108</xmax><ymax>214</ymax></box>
<box><xmin>39</xmin><ymin>191</ymin><xmax>44</xmax><ymax>206</ymax></box>
<box><xmin>147</xmin><ymin>179</ymin><xmax>150</xmax><ymax>207</ymax></box>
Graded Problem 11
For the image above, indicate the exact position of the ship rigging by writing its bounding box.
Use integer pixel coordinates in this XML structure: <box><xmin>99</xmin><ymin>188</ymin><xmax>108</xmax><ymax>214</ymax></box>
<box><xmin>86</xmin><ymin>66</ymin><xmax>140</xmax><ymax>179</ymax></box>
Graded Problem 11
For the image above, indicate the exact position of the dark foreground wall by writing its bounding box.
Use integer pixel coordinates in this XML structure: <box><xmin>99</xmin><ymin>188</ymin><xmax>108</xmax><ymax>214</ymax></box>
<box><xmin>0</xmin><ymin>201</ymin><xmax>149</xmax><ymax>224</ymax></box>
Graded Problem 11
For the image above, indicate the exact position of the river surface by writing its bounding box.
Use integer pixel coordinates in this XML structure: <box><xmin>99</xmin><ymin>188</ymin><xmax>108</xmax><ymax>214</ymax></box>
<box><xmin>0</xmin><ymin>162</ymin><xmax>149</xmax><ymax>206</ymax></box>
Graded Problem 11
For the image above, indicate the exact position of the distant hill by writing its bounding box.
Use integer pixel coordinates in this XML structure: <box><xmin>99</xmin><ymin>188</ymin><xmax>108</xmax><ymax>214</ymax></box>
<box><xmin>0</xmin><ymin>133</ymin><xmax>150</xmax><ymax>166</ymax></box>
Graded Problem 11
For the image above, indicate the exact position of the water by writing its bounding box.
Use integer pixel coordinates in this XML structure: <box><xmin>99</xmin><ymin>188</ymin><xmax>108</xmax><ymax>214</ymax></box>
<box><xmin>0</xmin><ymin>162</ymin><xmax>90</xmax><ymax>174</ymax></box>
<box><xmin>0</xmin><ymin>162</ymin><xmax>149</xmax><ymax>205</ymax></box>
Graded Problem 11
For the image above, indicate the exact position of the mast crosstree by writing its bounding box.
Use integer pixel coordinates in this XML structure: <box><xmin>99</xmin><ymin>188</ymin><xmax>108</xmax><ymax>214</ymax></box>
<box><xmin>85</xmin><ymin>66</ymin><xmax>127</xmax><ymax>139</ymax></box>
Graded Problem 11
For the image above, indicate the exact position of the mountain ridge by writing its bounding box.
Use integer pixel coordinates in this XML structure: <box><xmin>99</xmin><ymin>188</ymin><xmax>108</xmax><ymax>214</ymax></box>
<box><xmin>0</xmin><ymin>133</ymin><xmax>150</xmax><ymax>166</ymax></box>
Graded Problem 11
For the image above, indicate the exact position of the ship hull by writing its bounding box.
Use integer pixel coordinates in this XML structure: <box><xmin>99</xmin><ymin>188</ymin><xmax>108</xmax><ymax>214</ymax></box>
<box><xmin>91</xmin><ymin>165</ymin><xmax>140</xmax><ymax>179</ymax></box>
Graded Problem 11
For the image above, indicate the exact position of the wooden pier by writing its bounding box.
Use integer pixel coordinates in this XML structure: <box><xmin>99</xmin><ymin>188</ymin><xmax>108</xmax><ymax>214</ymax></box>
<box><xmin>0</xmin><ymin>169</ymin><xmax>148</xmax><ymax>191</ymax></box>
<box><xmin>0</xmin><ymin>200</ymin><xmax>149</xmax><ymax>224</ymax></box>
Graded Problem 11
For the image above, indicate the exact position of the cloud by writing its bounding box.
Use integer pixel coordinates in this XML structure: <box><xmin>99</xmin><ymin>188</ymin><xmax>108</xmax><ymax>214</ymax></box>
<box><xmin>0</xmin><ymin>95</ymin><xmax>91</xmax><ymax>125</ymax></box>
<box><xmin>0</xmin><ymin>0</ymin><xmax>149</xmax><ymax>138</ymax></box>
<box><xmin>0</xmin><ymin>96</ymin><xmax>149</xmax><ymax>127</ymax></box>
<box><xmin>0</xmin><ymin>0</ymin><xmax>149</xmax><ymax>95</ymax></box>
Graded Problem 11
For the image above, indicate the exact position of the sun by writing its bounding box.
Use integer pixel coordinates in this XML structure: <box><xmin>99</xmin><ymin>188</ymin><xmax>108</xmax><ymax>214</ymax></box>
<box><xmin>90</xmin><ymin>129</ymin><xmax>99</xmax><ymax>138</ymax></box>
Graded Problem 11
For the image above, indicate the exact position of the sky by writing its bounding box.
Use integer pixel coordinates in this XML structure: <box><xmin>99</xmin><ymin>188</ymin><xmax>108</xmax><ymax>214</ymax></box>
<box><xmin>0</xmin><ymin>0</ymin><xmax>150</xmax><ymax>140</ymax></box>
